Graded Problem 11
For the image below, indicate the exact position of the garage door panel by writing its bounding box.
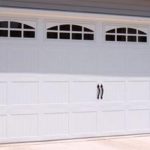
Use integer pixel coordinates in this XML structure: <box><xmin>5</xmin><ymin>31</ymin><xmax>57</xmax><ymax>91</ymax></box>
<box><xmin>39</xmin><ymin>113</ymin><xmax>69</xmax><ymax>136</ymax></box>
<box><xmin>100</xmin><ymin>111</ymin><xmax>126</xmax><ymax>134</ymax></box>
<box><xmin>127</xmin><ymin>81</ymin><xmax>150</xmax><ymax>101</ymax></box>
<box><xmin>70</xmin><ymin>112</ymin><xmax>97</xmax><ymax>135</ymax></box>
<box><xmin>7</xmin><ymin>47</ymin><xmax>38</xmax><ymax>73</ymax></box>
<box><xmin>70</xmin><ymin>82</ymin><xmax>97</xmax><ymax>103</ymax></box>
<box><xmin>39</xmin><ymin>50</ymin><xmax>70</xmax><ymax>73</ymax></box>
<box><xmin>0</xmin><ymin>49</ymin><xmax>8</xmax><ymax>72</ymax></box>
<box><xmin>0</xmin><ymin>82</ymin><xmax>7</xmax><ymax>105</ymax></box>
<box><xmin>1</xmin><ymin>75</ymin><xmax>150</xmax><ymax>142</ymax></box>
<box><xmin>0</xmin><ymin>115</ymin><xmax>7</xmax><ymax>138</ymax></box>
<box><xmin>0</xmin><ymin>106</ymin><xmax>7</xmax><ymax>114</ymax></box>
<box><xmin>8</xmin><ymin>114</ymin><xmax>38</xmax><ymax>137</ymax></box>
<box><xmin>39</xmin><ymin>81</ymin><xmax>69</xmax><ymax>104</ymax></box>
<box><xmin>127</xmin><ymin>110</ymin><xmax>150</xmax><ymax>131</ymax></box>
<box><xmin>126</xmin><ymin>51</ymin><xmax>150</xmax><ymax>75</ymax></box>
<box><xmin>8</xmin><ymin>82</ymin><xmax>38</xmax><ymax>105</ymax></box>
<box><xmin>69</xmin><ymin>49</ymin><xmax>97</xmax><ymax>74</ymax></box>
<box><xmin>102</xmin><ymin>81</ymin><xmax>125</xmax><ymax>102</ymax></box>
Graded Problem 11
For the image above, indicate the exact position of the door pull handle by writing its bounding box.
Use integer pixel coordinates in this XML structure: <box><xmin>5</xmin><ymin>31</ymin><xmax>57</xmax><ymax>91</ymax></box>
<box><xmin>100</xmin><ymin>84</ymin><xmax>104</xmax><ymax>100</ymax></box>
<box><xmin>97</xmin><ymin>84</ymin><xmax>100</xmax><ymax>100</ymax></box>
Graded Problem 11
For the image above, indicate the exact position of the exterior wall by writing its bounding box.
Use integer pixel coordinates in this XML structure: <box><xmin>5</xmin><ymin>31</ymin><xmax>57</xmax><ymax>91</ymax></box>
<box><xmin>1</xmin><ymin>0</ymin><xmax>150</xmax><ymax>17</ymax></box>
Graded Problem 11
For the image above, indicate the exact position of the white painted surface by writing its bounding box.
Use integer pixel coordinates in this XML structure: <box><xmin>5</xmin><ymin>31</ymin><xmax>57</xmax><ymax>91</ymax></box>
<box><xmin>0</xmin><ymin>76</ymin><xmax>150</xmax><ymax>143</ymax></box>
<box><xmin>0</xmin><ymin>8</ymin><xmax>150</xmax><ymax>143</ymax></box>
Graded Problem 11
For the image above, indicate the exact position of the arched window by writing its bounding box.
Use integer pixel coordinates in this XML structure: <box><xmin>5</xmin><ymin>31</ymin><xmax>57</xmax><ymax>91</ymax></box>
<box><xmin>105</xmin><ymin>27</ymin><xmax>147</xmax><ymax>43</ymax></box>
<box><xmin>47</xmin><ymin>24</ymin><xmax>94</xmax><ymax>40</ymax></box>
<box><xmin>0</xmin><ymin>21</ymin><xmax>35</xmax><ymax>38</ymax></box>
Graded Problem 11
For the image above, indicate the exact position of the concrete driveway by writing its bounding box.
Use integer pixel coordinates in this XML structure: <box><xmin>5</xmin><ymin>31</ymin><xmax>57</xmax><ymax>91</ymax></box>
<box><xmin>0</xmin><ymin>135</ymin><xmax>150</xmax><ymax>150</ymax></box>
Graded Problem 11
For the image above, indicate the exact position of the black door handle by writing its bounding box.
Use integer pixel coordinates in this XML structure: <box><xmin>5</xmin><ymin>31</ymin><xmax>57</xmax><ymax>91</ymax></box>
<box><xmin>97</xmin><ymin>84</ymin><xmax>100</xmax><ymax>99</ymax></box>
<box><xmin>100</xmin><ymin>84</ymin><xmax>104</xmax><ymax>100</ymax></box>
<box><xmin>97</xmin><ymin>84</ymin><xmax>104</xmax><ymax>100</ymax></box>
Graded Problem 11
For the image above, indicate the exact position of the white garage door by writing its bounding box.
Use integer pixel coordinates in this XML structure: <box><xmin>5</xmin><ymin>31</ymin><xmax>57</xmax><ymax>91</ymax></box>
<box><xmin>0</xmin><ymin>16</ymin><xmax>150</xmax><ymax>143</ymax></box>
<box><xmin>0</xmin><ymin>75</ymin><xmax>150</xmax><ymax>143</ymax></box>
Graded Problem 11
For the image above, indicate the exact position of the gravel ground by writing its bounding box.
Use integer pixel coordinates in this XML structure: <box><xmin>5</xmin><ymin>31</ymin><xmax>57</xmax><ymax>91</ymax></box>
<box><xmin>0</xmin><ymin>136</ymin><xmax>150</xmax><ymax>150</ymax></box>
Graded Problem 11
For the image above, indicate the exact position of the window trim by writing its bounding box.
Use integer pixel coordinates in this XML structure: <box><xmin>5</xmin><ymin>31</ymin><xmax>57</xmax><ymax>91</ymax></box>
<box><xmin>0</xmin><ymin>20</ymin><xmax>36</xmax><ymax>39</ymax></box>
<box><xmin>104</xmin><ymin>26</ymin><xmax>148</xmax><ymax>44</ymax></box>
<box><xmin>46</xmin><ymin>23</ymin><xmax>95</xmax><ymax>41</ymax></box>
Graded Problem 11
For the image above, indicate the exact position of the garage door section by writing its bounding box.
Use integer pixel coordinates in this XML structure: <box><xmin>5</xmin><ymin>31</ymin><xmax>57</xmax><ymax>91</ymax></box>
<box><xmin>70</xmin><ymin>81</ymin><xmax>98</xmax><ymax>137</ymax></box>
<box><xmin>126</xmin><ymin>81</ymin><xmax>150</xmax><ymax>134</ymax></box>
<box><xmin>0</xmin><ymin>18</ymin><xmax>150</xmax><ymax>143</ymax></box>
<box><xmin>99</xmin><ymin>81</ymin><xmax>126</xmax><ymax>135</ymax></box>
<box><xmin>0</xmin><ymin>77</ymin><xmax>98</xmax><ymax>142</ymax></box>
<box><xmin>0</xmin><ymin>76</ymin><xmax>150</xmax><ymax>143</ymax></box>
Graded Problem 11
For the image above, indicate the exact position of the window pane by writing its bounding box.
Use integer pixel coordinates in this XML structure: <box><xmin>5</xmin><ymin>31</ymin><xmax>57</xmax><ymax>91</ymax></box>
<box><xmin>10</xmin><ymin>31</ymin><xmax>22</xmax><ymax>37</ymax></box>
<box><xmin>24</xmin><ymin>31</ymin><xmax>35</xmax><ymax>38</ymax></box>
<box><xmin>24</xmin><ymin>24</ymin><xmax>34</xmax><ymax>29</ymax></box>
<box><xmin>117</xmin><ymin>35</ymin><xmax>126</xmax><ymax>41</ymax></box>
<box><xmin>138</xmin><ymin>30</ymin><xmax>146</xmax><ymax>35</ymax></box>
<box><xmin>47</xmin><ymin>26</ymin><xmax>58</xmax><ymax>31</ymax></box>
<box><xmin>106</xmin><ymin>29</ymin><xmax>115</xmax><ymax>33</ymax></box>
<box><xmin>47</xmin><ymin>32</ymin><xmax>58</xmax><ymax>39</ymax></box>
<box><xmin>128</xmin><ymin>28</ymin><xmax>136</xmax><ymax>34</ymax></box>
<box><xmin>0</xmin><ymin>30</ymin><xmax>8</xmax><ymax>37</ymax></box>
<box><xmin>128</xmin><ymin>36</ymin><xmax>136</xmax><ymax>42</ymax></box>
<box><xmin>84</xmin><ymin>27</ymin><xmax>93</xmax><ymax>32</ymax></box>
<box><xmin>60</xmin><ymin>33</ymin><xmax>70</xmax><ymax>39</ymax></box>
<box><xmin>138</xmin><ymin>36</ymin><xmax>147</xmax><ymax>42</ymax></box>
<box><xmin>72</xmin><ymin>25</ymin><xmax>82</xmax><ymax>31</ymax></box>
<box><xmin>72</xmin><ymin>33</ymin><xmax>82</xmax><ymax>40</ymax></box>
<box><xmin>84</xmin><ymin>34</ymin><xmax>94</xmax><ymax>40</ymax></box>
<box><xmin>10</xmin><ymin>22</ymin><xmax>22</xmax><ymax>29</ymax></box>
<box><xmin>117</xmin><ymin>28</ymin><xmax>126</xmax><ymax>33</ymax></box>
<box><xmin>60</xmin><ymin>25</ymin><xmax>70</xmax><ymax>31</ymax></box>
<box><xmin>0</xmin><ymin>21</ymin><xmax>8</xmax><ymax>28</ymax></box>
<box><xmin>106</xmin><ymin>35</ymin><xmax>115</xmax><ymax>41</ymax></box>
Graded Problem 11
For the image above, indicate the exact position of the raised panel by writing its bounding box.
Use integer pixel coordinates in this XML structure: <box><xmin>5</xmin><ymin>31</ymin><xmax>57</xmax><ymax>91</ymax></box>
<box><xmin>0</xmin><ymin>48</ymin><xmax>8</xmax><ymax>72</ymax></box>
<box><xmin>39</xmin><ymin>49</ymin><xmax>70</xmax><ymax>73</ymax></box>
<box><xmin>70</xmin><ymin>82</ymin><xmax>97</xmax><ymax>103</ymax></box>
<box><xmin>127</xmin><ymin>110</ymin><xmax>150</xmax><ymax>131</ymax></box>
<box><xmin>39</xmin><ymin>113</ymin><xmax>69</xmax><ymax>136</ymax></box>
<box><xmin>70</xmin><ymin>112</ymin><xmax>97</xmax><ymax>135</ymax></box>
<box><xmin>8</xmin><ymin>114</ymin><xmax>38</xmax><ymax>137</ymax></box>
<box><xmin>101</xmin><ymin>111</ymin><xmax>125</xmax><ymax>134</ymax></box>
<box><xmin>39</xmin><ymin>82</ymin><xmax>69</xmax><ymax>104</ymax></box>
<box><xmin>7</xmin><ymin>47</ymin><xmax>38</xmax><ymax>73</ymax></box>
<box><xmin>0</xmin><ymin>115</ymin><xmax>6</xmax><ymax>138</ymax></box>
<box><xmin>127</xmin><ymin>82</ymin><xmax>150</xmax><ymax>101</ymax></box>
<box><xmin>103</xmin><ymin>81</ymin><xmax>125</xmax><ymax>101</ymax></box>
<box><xmin>8</xmin><ymin>82</ymin><xmax>38</xmax><ymax>105</ymax></box>
<box><xmin>0</xmin><ymin>82</ymin><xmax>7</xmax><ymax>105</ymax></box>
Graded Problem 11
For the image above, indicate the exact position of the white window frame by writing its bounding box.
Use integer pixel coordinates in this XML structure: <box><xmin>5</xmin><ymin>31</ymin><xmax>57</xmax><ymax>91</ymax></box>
<box><xmin>102</xmin><ymin>23</ymin><xmax>149</xmax><ymax>45</ymax></box>
<box><xmin>45</xmin><ymin>20</ymin><xmax>96</xmax><ymax>42</ymax></box>
<box><xmin>0</xmin><ymin>18</ymin><xmax>37</xmax><ymax>40</ymax></box>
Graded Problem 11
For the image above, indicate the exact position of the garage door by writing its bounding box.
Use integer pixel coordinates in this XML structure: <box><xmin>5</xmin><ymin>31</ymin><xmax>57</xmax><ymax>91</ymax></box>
<box><xmin>0</xmin><ymin>18</ymin><xmax>150</xmax><ymax>143</ymax></box>
<box><xmin>0</xmin><ymin>76</ymin><xmax>150</xmax><ymax>143</ymax></box>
